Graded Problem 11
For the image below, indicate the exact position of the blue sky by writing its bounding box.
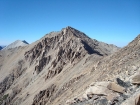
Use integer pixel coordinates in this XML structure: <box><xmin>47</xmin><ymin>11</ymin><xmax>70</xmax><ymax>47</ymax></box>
<box><xmin>0</xmin><ymin>0</ymin><xmax>140</xmax><ymax>47</ymax></box>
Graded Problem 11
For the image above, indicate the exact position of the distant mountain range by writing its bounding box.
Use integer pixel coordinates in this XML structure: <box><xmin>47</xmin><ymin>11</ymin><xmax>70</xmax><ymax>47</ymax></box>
<box><xmin>0</xmin><ymin>46</ymin><xmax>2</xmax><ymax>50</ymax></box>
<box><xmin>0</xmin><ymin>46</ymin><xmax>6</xmax><ymax>50</ymax></box>
<box><xmin>0</xmin><ymin>26</ymin><xmax>139</xmax><ymax>105</ymax></box>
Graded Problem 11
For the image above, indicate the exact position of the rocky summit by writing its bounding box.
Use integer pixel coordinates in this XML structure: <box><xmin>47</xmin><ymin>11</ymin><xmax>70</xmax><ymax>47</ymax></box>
<box><xmin>0</xmin><ymin>26</ymin><xmax>139</xmax><ymax>105</ymax></box>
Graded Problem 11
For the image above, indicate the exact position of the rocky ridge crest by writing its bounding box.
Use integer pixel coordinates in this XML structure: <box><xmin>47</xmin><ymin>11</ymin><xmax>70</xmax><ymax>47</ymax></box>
<box><xmin>0</xmin><ymin>27</ymin><xmax>139</xmax><ymax>105</ymax></box>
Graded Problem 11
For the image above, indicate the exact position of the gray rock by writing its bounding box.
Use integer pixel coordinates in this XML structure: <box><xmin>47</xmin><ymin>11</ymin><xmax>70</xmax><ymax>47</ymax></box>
<box><xmin>131</xmin><ymin>74</ymin><xmax>140</xmax><ymax>85</ymax></box>
<box><xmin>116</xmin><ymin>78</ymin><xmax>131</xmax><ymax>88</ymax></box>
<box><xmin>107</xmin><ymin>82</ymin><xmax>125</xmax><ymax>93</ymax></box>
<box><xmin>94</xmin><ymin>98</ymin><xmax>108</xmax><ymax>105</ymax></box>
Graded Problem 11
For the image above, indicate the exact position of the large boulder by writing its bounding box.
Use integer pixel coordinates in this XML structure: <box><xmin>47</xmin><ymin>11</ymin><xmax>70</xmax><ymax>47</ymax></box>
<box><xmin>85</xmin><ymin>82</ymin><xmax>112</xmax><ymax>96</ymax></box>
<box><xmin>107</xmin><ymin>82</ymin><xmax>125</xmax><ymax>93</ymax></box>
<box><xmin>131</xmin><ymin>74</ymin><xmax>140</xmax><ymax>85</ymax></box>
<box><xmin>84</xmin><ymin>82</ymin><xmax>124</xmax><ymax>101</ymax></box>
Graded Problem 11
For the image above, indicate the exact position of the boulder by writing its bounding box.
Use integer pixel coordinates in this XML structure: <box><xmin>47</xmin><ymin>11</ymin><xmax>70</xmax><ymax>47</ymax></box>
<box><xmin>131</xmin><ymin>74</ymin><xmax>140</xmax><ymax>84</ymax></box>
<box><xmin>67</xmin><ymin>81</ymin><xmax>127</xmax><ymax>105</ymax></box>
<box><xmin>107</xmin><ymin>82</ymin><xmax>125</xmax><ymax>93</ymax></box>
<box><xmin>85</xmin><ymin>82</ymin><xmax>119</xmax><ymax>101</ymax></box>
<box><xmin>94</xmin><ymin>98</ymin><xmax>108</xmax><ymax>105</ymax></box>
<box><xmin>86</xmin><ymin>82</ymin><xmax>112</xmax><ymax>96</ymax></box>
<box><xmin>116</xmin><ymin>78</ymin><xmax>131</xmax><ymax>87</ymax></box>
<box><xmin>135</xmin><ymin>95</ymin><xmax>140</xmax><ymax>105</ymax></box>
<box><xmin>106</xmin><ymin>93</ymin><xmax>119</xmax><ymax>101</ymax></box>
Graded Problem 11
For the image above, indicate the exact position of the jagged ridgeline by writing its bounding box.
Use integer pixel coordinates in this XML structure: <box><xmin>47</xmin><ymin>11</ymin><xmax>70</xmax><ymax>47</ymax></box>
<box><xmin>0</xmin><ymin>27</ymin><xmax>139</xmax><ymax>105</ymax></box>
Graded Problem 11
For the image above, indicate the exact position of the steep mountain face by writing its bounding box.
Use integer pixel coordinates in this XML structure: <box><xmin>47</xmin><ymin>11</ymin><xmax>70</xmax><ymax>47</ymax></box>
<box><xmin>2</xmin><ymin>40</ymin><xmax>29</xmax><ymax>50</ymax></box>
<box><xmin>0</xmin><ymin>27</ymin><xmax>122</xmax><ymax>105</ymax></box>
<box><xmin>67</xmin><ymin>34</ymin><xmax>140</xmax><ymax>105</ymax></box>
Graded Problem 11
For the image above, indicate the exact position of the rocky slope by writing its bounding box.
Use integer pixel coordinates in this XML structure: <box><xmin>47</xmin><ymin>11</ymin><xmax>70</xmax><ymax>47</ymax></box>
<box><xmin>2</xmin><ymin>40</ymin><xmax>29</xmax><ymax>50</ymax></box>
<box><xmin>0</xmin><ymin>26</ymin><xmax>139</xmax><ymax>105</ymax></box>
<box><xmin>67</xmin><ymin>34</ymin><xmax>140</xmax><ymax>105</ymax></box>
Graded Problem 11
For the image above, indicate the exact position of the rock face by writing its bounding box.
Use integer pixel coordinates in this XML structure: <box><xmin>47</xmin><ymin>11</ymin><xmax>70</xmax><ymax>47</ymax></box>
<box><xmin>24</xmin><ymin>26</ymin><xmax>119</xmax><ymax>77</ymax></box>
<box><xmin>66</xmin><ymin>34</ymin><xmax>140</xmax><ymax>105</ymax></box>
<box><xmin>3</xmin><ymin>40</ymin><xmax>29</xmax><ymax>50</ymax></box>
<box><xmin>0</xmin><ymin>26</ymin><xmax>140</xmax><ymax>105</ymax></box>
<box><xmin>32</xmin><ymin>84</ymin><xmax>56</xmax><ymax>105</ymax></box>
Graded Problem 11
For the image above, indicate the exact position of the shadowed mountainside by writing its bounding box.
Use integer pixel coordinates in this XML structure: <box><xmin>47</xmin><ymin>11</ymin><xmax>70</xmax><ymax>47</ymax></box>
<box><xmin>0</xmin><ymin>27</ymin><xmax>139</xmax><ymax>105</ymax></box>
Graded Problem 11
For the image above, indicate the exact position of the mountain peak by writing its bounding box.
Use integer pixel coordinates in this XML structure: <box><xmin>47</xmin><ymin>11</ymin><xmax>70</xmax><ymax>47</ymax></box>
<box><xmin>61</xmin><ymin>26</ymin><xmax>80</xmax><ymax>32</ymax></box>
<box><xmin>3</xmin><ymin>40</ymin><xmax>29</xmax><ymax>50</ymax></box>
<box><xmin>61</xmin><ymin>26</ymin><xmax>73</xmax><ymax>33</ymax></box>
<box><xmin>65</xmin><ymin>26</ymin><xmax>72</xmax><ymax>29</ymax></box>
<box><xmin>0</xmin><ymin>27</ymin><xmax>129</xmax><ymax>105</ymax></box>
<box><xmin>60</xmin><ymin>26</ymin><xmax>88</xmax><ymax>39</ymax></box>
<box><xmin>63</xmin><ymin>26</ymin><xmax>74</xmax><ymax>29</ymax></box>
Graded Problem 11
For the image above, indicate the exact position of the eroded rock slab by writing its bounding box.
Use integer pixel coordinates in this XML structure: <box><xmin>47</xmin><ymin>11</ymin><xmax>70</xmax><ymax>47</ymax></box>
<box><xmin>131</xmin><ymin>74</ymin><xmax>140</xmax><ymax>85</ymax></box>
